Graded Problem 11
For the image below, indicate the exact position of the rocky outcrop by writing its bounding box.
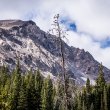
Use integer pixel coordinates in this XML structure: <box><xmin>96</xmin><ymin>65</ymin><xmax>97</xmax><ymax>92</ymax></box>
<box><xmin>0</xmin><ymin>20</ymin><xmax>110</xmax><ymax>85</ymax></box>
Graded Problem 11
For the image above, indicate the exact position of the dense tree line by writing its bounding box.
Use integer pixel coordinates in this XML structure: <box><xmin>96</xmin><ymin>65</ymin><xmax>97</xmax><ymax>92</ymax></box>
<box><xmin>75</xmin><ymin>63</ymin><xmax>110</xmax><ymax>110</ymax></box>
<box><xmin>0</xmin><ymin>61</ymin><xmax>54</xmax><ymax>110</ymax></box>
<box><xmin>0</xmin><ymin>62</ymin><xmax>110</xmax><ymax>110</ymax></box>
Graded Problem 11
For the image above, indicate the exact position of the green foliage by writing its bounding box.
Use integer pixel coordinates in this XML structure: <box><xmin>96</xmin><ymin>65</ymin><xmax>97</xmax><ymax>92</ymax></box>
<box><xmin>41</xmin><ymin>75</ymin><xmax>54</xmax><ymax>110</ymax></box>
<box><xmin>17</xmin><ymin>77</ymin><xmax>27</xmax><ymax>110</ymax></box>
<box><xmin>0</xmin><ymin>62</ymin><xmax>110</xmax><ymax>110</ymax></box>
<box><xmin>9</xmin><ymin>60</ymin><xmax>21</xmax><ymax>110</ymax></box>
<box><xmin>77</xmin><ymin>92</ymin><xmax>82</xmax><ymax>110</ymax></box>
<box><xmin>96</xmin><ymin>63</ymin><xmax>105</xmax><ymax>92</ymax></box>
<box><xmin>104</xmin><ymin>86</ymin><xmax>108</xmax><ymax>110</ymax></box>
<box><xmin>86</xmin><ymin>78</ymin><xmax>91</xmax><ymax>94</ymax></box>
<box><xmin>54</xmin><ymin>76</ymin><xmax>64</xmax><ymax>110</ymax></box>
<box><xmin>34</xmin><ymin>70</ymin><xmax>43</xmax><ymax>110</ymax></box>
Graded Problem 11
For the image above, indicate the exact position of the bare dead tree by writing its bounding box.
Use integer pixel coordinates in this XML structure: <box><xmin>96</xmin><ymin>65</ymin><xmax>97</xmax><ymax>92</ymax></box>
<box><xmin>49</xmin><ymin>14</ymin><xmax>69</xmax><ymax>110</ymax></box>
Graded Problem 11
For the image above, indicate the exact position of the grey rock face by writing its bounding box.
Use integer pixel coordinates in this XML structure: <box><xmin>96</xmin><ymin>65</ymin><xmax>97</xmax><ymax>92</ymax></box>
<box><xmin>0</xmin><ymin>20</ymin><xmax>110</xmax><ymax>85</ymax></box>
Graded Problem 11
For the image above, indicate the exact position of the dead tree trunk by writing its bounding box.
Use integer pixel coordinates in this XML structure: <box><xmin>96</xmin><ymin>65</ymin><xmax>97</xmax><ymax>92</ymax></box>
<box><xmin>52</xmin><ymin>14</ymin><xmax>68</xmax><ymax>110</ymax></box>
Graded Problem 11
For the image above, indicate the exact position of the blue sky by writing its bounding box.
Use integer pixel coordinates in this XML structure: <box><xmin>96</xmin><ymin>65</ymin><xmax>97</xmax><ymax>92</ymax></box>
<box><xmin>0</xmin><ymin>0</ymin><xmax>110</xmax><ymax>68</ymax></box>
<box><xmin>101</xmin><ymin>38</ymin><xmax>110</xmax><ymax>48</ymax></box>
<box><xmin>60</xmin><ymin>18</ymin><xmax>77</xmax><ymax>31</ymax></box>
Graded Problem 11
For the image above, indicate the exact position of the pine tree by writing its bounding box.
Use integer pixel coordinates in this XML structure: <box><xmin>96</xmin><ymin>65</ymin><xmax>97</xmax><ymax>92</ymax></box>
<box><xmin>107</xmin><ymin>84</ymin><xmax>110</xmax><ymax>110</ymax></box>
<box><xmin>0</xmin><ymin>78</ymin><xmax>11</xmax><ymax>110</ymax></box>
<box><xmin>0</xmin><ymin>65</ymin><xmax>10</xmax><ymax>109</ymax></box>
<box><xmin>86</xmin><ymin>78</ymin><xmax>91</xmax><ymax>94</ymax></box>
<box><xmin>77</xmin><ymin>92</ymin><xmax>82</xmax><ymax>110</ymax></box>
<box><xmin>17</xmin><ymin>77</ymin><xmax>27</xmax><ymax>110</ymax></box>
<box><xmin>86</xmin><ymin>78</ymin><xmax>92</xmax><ymax>110</ymax></box>
<box><xmin>104</xmin><ymin>86</ymin><xmax>108</xmax><ymax>110</ymax></box>
<box><xmin>100</xmin><ymin>94</ymin><xmax>104</xmax><ymax>110</ymax></box>
<box><xmin>93</xmin><ymin>87</ymin><xmax>101</xmax><ymax>110</ymax></box>
<box><xmin>54</xmin><ymin>76</ymin><xmax>64</xmax><ymax>110</ymax></box>
<box><xmin>34</xmin><ymin>70</ymin><xmax>43</xmax><ymax>110</ymax></box>
<box><xmin>82</xmin><ymin>87</ymin><xmax>87</xmax><ymax>107</ymax></box>
<box><xmin>26</xmin><ymin>70</ymin><xmax>36</xmax><ymax>110</ymax></box>
<box><xmin>0</xmin><ymin>65</ymin><xmax>8</xmax><ymax>87</ymax></box>
<box><xmin>41</xmin><ymin>81</ymin><xmax>46</xmax><ymax>110</ymax></box>
<box><xmin>96</xmin><ymin>63</ymin><xmax>105</xmax><ymax>92</ymax></box>
<box><xmin>9</xmin><ymin>59</ymin><xmax>21</xmax><ymax>110</ymax></box>
<box><xmin>41</xmin><ymin>75</ymin><xmax>54</xmax><ymax>110</ymax></box>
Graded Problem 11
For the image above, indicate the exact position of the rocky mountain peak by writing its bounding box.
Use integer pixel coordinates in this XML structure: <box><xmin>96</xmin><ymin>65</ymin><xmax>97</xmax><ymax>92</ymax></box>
<box><xmin>0</xmin><ymin>19</ymin><xmax>110</xmax><ymax>85</ymax></box>
<box><xmin>0</xmin><ymin>20</ymin><xmax>34</xmax><ymax>27</ymax></box>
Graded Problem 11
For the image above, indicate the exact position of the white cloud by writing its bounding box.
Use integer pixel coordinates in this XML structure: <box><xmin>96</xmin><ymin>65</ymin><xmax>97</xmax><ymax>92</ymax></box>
<box><xmin>0</xmin><ymin>0</ymin><xmax>110</xmax><ymax>68</ymax></box>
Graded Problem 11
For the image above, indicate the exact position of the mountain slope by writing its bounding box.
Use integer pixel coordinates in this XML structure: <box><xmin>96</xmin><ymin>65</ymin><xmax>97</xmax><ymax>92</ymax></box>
<box><xmin>0</xmin><ymin>20</ymin><xmax>110</xmax><ymax>85</ymax></box>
